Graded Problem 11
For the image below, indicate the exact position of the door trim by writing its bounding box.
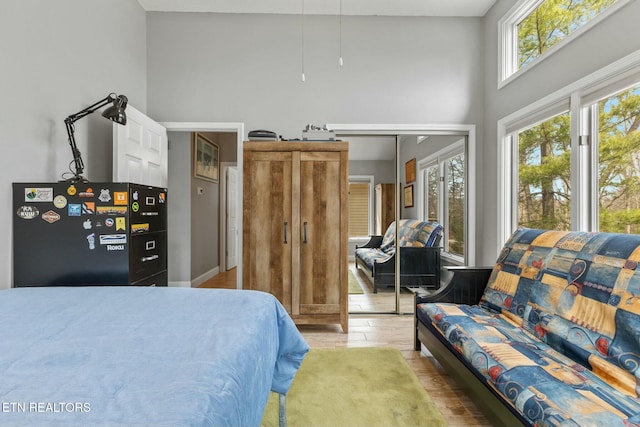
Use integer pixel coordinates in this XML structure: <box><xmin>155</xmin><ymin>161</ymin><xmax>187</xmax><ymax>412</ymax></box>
<box><xmin>220</xmin><ymin>162</ymin><xmax>237</xmax><ymax>272</ymax></box>
<box><xmin>161</xmin><ymin>122</ymin><xmax>244</xmax><ymax>289</ymax></box>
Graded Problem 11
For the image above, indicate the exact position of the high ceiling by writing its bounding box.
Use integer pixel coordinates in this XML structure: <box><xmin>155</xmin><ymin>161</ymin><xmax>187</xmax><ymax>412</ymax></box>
<box><xmin>137</xmin><ymin>0</ymin><xmax>496</xmax><ymax>17</ymax></box>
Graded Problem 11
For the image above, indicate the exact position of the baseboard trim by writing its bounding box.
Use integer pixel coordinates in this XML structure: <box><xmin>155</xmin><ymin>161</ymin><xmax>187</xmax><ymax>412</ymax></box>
<box><xmin>168</xmin><ymin>281</ymin><xmax>191</xmax><ymax>288</ymax></box>
<box><xmin>191</xmin><ymin>266</ymin><xmax>220</xmax><ymax>288</ymax></box>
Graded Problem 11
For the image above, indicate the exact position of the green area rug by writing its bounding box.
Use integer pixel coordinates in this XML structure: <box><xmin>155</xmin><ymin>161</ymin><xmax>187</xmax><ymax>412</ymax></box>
<box><xmin>348</xmin><ymin>269</ymin><xmax>364</xmax><ymax>294</ymax></box>
<box><xmin>262</xmin><ymin>347</ymin><xmax>447</xmax><ymax>427</ymax></box>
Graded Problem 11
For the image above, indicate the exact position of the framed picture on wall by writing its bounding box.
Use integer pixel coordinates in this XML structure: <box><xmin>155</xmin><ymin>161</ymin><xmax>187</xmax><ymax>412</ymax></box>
<box><xmin>405</xmin><ymin>158</ymin><xmax>416</xmax><ymax>183</ymax></box>
<box><xmin>404</xmin><ymin>184</ymin><xmax>414</xmax><ymax>208</ymax></box>
<box><xmin>194</xmin><ymin>133</ymin><xmax>219</xmax><ymax>182</ymax></box>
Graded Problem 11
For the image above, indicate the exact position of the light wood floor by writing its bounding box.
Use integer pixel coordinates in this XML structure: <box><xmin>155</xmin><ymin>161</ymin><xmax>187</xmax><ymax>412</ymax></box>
<box><xmin>199</xmin><ymin>268</ymin><xmax>492</xmax><ymax>427</ymax></box>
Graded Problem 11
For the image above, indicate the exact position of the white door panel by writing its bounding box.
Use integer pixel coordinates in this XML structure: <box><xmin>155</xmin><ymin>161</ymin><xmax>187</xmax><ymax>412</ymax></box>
<box><xmin>226</xmin><ymin>167</ymin><xmax>238</xmax><ymax>270</ymax></box>
<box><xmin>113</xmin><ymin>105</ymin><xmax>167</xmax><ymax>187</ymax></box>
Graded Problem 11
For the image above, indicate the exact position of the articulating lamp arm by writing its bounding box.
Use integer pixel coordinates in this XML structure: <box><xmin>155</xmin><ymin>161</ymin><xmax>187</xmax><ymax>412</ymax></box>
<box><xmin>63</xmin><ymin>93</ymin><xmax>120</xmax><ymax>182</ymax></box>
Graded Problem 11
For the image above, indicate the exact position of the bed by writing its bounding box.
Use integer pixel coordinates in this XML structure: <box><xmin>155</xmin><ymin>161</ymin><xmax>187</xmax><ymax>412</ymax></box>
<box><xmin>0</xmin><ymin>286</ymin><xmax>309</xmax><ymax>427</ymax></box>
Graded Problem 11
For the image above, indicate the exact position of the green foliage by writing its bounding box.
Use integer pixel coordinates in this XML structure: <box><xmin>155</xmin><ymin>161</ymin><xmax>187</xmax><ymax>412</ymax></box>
<box><xmin>518</xmin><ymin>112</ymin><xmax>572</xmax><ymax>230</ymax></box>
<box><xmin>598</xmin><ymin>88</ymin><xmax>640</xmax><ymax>232</ymax></box>
<box><xmin>518</xmin><ymin>0</ymin><xmax>618</xmax><ymax>67</ymax></box>
<box><xmin>515</xmin><ymin>0</ymin><xmax>640</xmax><ymax>234</ymax></box>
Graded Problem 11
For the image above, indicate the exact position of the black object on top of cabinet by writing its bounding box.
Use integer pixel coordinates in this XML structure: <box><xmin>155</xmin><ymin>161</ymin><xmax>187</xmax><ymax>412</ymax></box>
<box><xmin>12</xmin><ymin>182</ymin><xmax>167</xmax><ymax>287</ymax></box>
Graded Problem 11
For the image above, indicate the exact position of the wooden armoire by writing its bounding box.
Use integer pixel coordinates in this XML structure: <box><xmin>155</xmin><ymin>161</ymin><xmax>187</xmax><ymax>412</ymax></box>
<box><xmin>375</xmin><ymin>183</ymin><xmax>395</xmax><ymax>235</ymax></box>
<box><xmin>242</xmin><ymin>141</ymin><xmax>348</xmax><ymax>332</ymax></box>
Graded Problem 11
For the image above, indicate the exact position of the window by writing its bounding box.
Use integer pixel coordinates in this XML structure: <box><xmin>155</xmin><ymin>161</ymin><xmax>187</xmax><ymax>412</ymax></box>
<box><xmin>419</xmin><ymin>141</ymin><xmax>466</xmax><ymax>261</ymax></box>
<box><xmin>424</xmin><ymin>164</ymin><xmax>439</xmax><ymax>222</ymax></box>
<box><xmin>517</xmin><ymin>111</ymin><xmax>571</xmax><ymax>230</ymax></box>
<box><xmin>348</xmin><ymin>179</ymin><xmax>373</xmax><ymax>238</ymax></box>
<box><xmin>499</xmin><ymin>0</ymin><xmax>627</xmax><ymax>86</ymax></box>
<box><xmin>497</xmin><ymin>50</ymin><xmax>640</xmax><ymax>248</ymax></box>
<box><xmin>446</xmin><ymin>153</ymin><xmax>466</xmax><ymax>257</ymax></box>
<box><xmin>597</xmin><ymin>84</ymin><xmax>640</xmax><ymax>233</ymax></box>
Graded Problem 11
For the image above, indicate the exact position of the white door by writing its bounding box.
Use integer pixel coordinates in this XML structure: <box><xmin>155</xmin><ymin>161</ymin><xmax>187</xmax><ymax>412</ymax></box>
<box><xmin>113</xmin><ymin>104</ymin><xmax>168</xmax><ymax>187</ymax></box>
<box><xmin>226</xmin><ymin>167</ymin><xmax>238</xmax><ymax>270</ymax></box>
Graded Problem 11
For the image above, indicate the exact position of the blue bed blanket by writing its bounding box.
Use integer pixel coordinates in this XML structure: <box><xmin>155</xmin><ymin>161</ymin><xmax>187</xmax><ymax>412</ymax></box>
<box><xmin>0</xmin><ymin>287</ymin><xmax>309</xmax><ymax>427</ymax></box>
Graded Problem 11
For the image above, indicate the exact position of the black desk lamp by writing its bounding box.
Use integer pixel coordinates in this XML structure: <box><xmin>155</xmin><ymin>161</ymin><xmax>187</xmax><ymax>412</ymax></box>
<box><xmin>63</xmin><ymin>93</ymin><xmax>128</xmax><ymax>182</ymax></box>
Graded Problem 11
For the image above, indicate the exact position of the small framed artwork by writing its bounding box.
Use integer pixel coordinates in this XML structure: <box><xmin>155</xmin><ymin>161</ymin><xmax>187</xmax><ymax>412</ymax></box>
<box><xmin>194</xmin><ymin>133</ymin><xmax>219</xmax><ymax>183</ymax></box>
<box><xmin>405</xmin><ymin>158</ymin><xmax>416</xmax><ymax>183</ymax></box>
<box><xmin>404</xmin><ymin>184</ymin><xmax>414</xmax><ymax>208</ymax></box>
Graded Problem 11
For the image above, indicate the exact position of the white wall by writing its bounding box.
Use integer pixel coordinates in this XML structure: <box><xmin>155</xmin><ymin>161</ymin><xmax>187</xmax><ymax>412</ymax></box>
<box><xmin>480</xmin><ymin>0</ymin><xmax>640</xmax><ymax>260</ymax></box>
<box><xmin>0</xmin><ymin>0</ymin><xmax>147</xmax><ymax>289</ymax></box>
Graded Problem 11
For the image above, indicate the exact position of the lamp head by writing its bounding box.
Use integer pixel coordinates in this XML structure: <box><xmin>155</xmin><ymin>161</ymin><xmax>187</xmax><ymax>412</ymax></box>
<box><xmin>101</xmin><ymin>94</ymin><xmax>128</xmax><ymax>125</ymax></box>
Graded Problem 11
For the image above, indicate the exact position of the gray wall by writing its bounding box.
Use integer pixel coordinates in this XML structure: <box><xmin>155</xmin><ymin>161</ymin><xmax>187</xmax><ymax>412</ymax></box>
<box><xmin>480</xmin><ymin>0</ymin><xmax>640</xmax><ymax>259</ymax></box>
<box><xmin>349</xmin><ymin>160</ymin><xmax>396</xmax><ymax>185</ymax></box>
<box><xmin>146</xmin><ymin>13</ymin><xmax>485</xmax><ymax>135</ymax></box>
<box><xmin>169</xmin><ymin>131</ymin><xmax>237</xmax><ymax>285</ymax></box>
<box><xmin>0</xmin><ymin>0</ymin><xmax>147</xmax><ymax>289</ymax></box>
<box><xmin>167</xmin><ymin>131</ymin><xmax>191</xmax><ymax>285</ymax></box>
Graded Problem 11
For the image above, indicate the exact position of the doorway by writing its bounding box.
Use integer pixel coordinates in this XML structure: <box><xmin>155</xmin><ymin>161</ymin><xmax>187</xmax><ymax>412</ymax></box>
<box><xmin>161</xmin><ymin>122</ymin><xmax>244</xmax><ymax>288</ymax></box>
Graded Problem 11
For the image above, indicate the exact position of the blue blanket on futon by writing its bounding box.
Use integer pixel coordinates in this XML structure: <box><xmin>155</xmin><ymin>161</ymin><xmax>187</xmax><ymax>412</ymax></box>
<box><xmin>0</xmin><ymin>287</ymin><xmax>309</xmax><ymax>427</ymax></box>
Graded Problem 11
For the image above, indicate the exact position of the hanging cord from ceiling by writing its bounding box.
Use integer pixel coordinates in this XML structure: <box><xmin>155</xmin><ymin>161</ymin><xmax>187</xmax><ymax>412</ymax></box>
<box><xmin>301</xmin><ymin>0</ymin><xmax>306</xmax><ymax>82</ymax></box>
<box><xmin>339</xmin><ymin>0</ymin><xmax>343</xmax><ymax>67</ymax></box>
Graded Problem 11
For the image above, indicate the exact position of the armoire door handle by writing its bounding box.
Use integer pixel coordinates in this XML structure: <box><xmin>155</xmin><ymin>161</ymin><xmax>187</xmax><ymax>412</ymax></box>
<box><xmin>284</xmin><ymin>222</ymin><xmax>288</xmax><ymax>244</ymax></box>
<box><xmin>303</xmin><ymin>221</ymin><xmax>308</xmax><ymax>243</ymax></box>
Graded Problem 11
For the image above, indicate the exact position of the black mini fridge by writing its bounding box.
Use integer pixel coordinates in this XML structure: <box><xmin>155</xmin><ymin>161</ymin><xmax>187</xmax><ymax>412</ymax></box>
<box><xmin>13</xmin><ymin>182</ymin><xmax>168</xmax><ymax>287</ymax></box>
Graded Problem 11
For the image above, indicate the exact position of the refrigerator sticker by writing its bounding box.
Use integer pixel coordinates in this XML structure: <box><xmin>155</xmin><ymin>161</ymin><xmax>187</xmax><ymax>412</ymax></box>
<box><xmin>79</xmin><ymin>187</ymin><xmax>95</xmax><ymax>198</ymax></box>
<box><xmin>159</xmin><ymin>193</ymin><xmax>166</xmax><ymax>203</ymax></box>
<box><xmin>99</xmin><ymin>189</ymin><xmax>111</xmax><ymax>202</ymax></box>
<box><xmin>131</xmin><ymin>223</ymin><xmax>150</xmax><ymax>234</ymax></box>
<box><xmin>67</xmin><ymin>185</ymin><xmax>77</xmax><ymax>196</ymax></box>
<box><xmin>41</xmin><ymin>210</ymin><xmax>60</xmax><ymax>224</ymax></box>
<box><xmin>114</xmin><ymin>191</ymin><xmax>128</xmax><ymax>205</ymax></box>
<box><xmin>68</xmin><ymin>204</ymin><xmax>81</xmax><ymax>216</ymax></box>
<box><xmin>105</xmin><ymin>218</ymin><xmax>114</xmax><ymax>227</ymax></box>
<box><xmin>132</xmin><ymin>190</ymin><xmax>139</xmax><ymax>201</ymax></box>
<box><xmin>83</xmin><ymin>219</ymin><xmax>92</xmax><ymax>230</ymax></box>
<box><xmin>25</xmin><ymin>188</ymin><xmax>53</xmax><ymax>202</ymax></box>
<box><xmin>99</xmin><ymin>234</ymin><xmax>127</xmax><ymax>245</ymax></box>
<box><xmin>82</xmin><ymin>202</ymin><xmax>95</xmax><ymax>214</ymax></box>
<box><xmin>107</xmin><ymin>245</ymin><xmax>125</xmax><ymax>251</ymax></box>
<box><xmin>53</xmin><ymin>195</ymin><xmax>67</xmax><ymax>209</ymax></box>
<box><xmin>116</xmin><ymin>217</ymin><xmax>126</xmax><ymax>231</ymax></box>
<box><xmin>16</xmin><ymin>206</ymin><xmax>39</xmax><ymax>220</ymax></box>
<box><xmin>96</xmin><ymin>206</ymin><xmax>127</xmax><ymax>215</ymax></box>
<box><xmin>146</xmin><ymin>197</ymin><xmax>155</xmax><ymax>206</ymax></box>
<box><xmin>131</xmin><ymin>202</ymin><xmax>140</xmax><ymax>213</ymax></box>
<box><xmin>87</xmin><ymin>233</ymin><xmax>95</xmax><ymax>250</ymax></box>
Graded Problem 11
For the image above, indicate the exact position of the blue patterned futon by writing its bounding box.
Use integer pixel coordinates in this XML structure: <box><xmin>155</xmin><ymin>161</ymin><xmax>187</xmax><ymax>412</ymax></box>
<box><xmin>355</xmin><ymin>219</ymin><xmax>443</xmax><ymax>292</ymax></box>
<box><xmin>416</xmin><ymin>227</ymin><xmax>640</xmax><ymax>426</ymax></box>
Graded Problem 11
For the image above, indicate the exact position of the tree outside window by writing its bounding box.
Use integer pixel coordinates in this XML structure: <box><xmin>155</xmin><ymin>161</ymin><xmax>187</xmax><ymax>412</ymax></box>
<box><xmin>518</xmin><ymin>0</ymin><xmax>618</xmax><ymax>70</ymax></box>
<box><xmin>598</xmin><ymin>85</ymin><xmax>640</xmax><ymax>233</ymax></box>
<box><xmin>517</xmin><ymin>112</ymin><xmax>572</xmax><ymax>230</ymax></box>
<box><xmin>447</xmin><ymin>154</ymin><xmax>465</xmax><ymax>257</ymax></box>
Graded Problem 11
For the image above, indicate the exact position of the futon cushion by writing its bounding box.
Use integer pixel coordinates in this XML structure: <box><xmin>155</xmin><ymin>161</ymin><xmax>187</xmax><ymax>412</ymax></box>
<box><xmin>379</xmin><ymin>220</ymin><xmax>443</xmax><ymax>254</ymax></box>
<box><xmin>417</xmin><ymin>302</ymin><xmax>640</xmax><ymax>426</ymax></box>
<box><xmin>479</xmin><ymin>227</ymin><xmax>640</xmax><ymax>393</ymax></box>
<box><xmin>354</xmin><ymin>248</ymin><xmax>393</xmax><ymax>271</ymax></box>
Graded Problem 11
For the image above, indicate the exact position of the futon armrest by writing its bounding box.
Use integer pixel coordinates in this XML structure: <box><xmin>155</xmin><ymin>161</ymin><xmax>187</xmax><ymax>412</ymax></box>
<box><xmin>415</xmin><ymin>266</ymin><xmax>493</xmax><ymax>305</ymax></box>
<box><xmin>356</xmin><ymin>235</ymin><xmax>384</xmax><ymax>249</ymax></box>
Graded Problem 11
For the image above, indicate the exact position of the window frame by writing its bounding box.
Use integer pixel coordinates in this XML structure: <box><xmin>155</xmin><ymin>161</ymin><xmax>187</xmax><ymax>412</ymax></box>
<box><xmin>498</xmin><ymin>0</ymin><xmax>630</xmax><ymax>89</ymax></box>
<box><xmin>497</xmin><ymin>50</ymin><xmax>640</xmax><ymax>252</ymax></box>
<box><xmin>418</xmin><ymin>140</ymin><xmax>466</xmax><ymax>264</ymax></box>
<box><xmin>347</xmin><ymin>175</ymin><xmax>375</xmax><ymax>240</ymax></box>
